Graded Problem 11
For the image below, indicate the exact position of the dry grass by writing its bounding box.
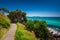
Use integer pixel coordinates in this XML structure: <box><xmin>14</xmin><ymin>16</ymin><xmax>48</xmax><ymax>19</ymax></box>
<box><xmin>0</xmin><ymin>27</ymin><xmax>8</xmax><ymax>39</ymax></box>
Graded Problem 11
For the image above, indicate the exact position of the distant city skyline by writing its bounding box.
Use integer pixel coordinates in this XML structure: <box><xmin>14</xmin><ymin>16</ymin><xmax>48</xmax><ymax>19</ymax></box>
<box><xmin>0</xmin><ymin>0</ymin><xmax>60</xmax><ymax>17</ymax></box>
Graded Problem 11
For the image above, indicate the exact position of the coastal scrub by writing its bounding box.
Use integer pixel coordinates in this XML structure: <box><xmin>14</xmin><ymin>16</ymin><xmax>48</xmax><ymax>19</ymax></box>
<box><xmin>15</xmin><ymin>23</ymin><xmax>37</xmax><ymax>40</ymax></box>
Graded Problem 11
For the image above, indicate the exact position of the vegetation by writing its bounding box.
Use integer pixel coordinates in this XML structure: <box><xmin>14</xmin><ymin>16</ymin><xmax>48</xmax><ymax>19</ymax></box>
<box><xmin>0</xmin><ymin>8</ymin><xmax>9</xmax><ymax>14</ymax></box>
<box><xmin>0</xmin><ymin>12</ymin><xmax>10</xmax><ymax>28</ymax></box>
<box><xmin>0</xmin><ymin>12</ymin><xmax>10</xmax><ymax>39</ymax></box>
<box><xmin>25</xmin><ymin>20</ymin><xmax>50</xmax><ymax>40</ymax></box>
<box><xmin>25</xmin><ymin>20</ymin><xmax>34</xmax><ymax>31</ymax></box>
<box><xmin>8</xmin><ymin>9</ymin><xmax>27</xmax><ymax>23</ymax></box>
<box><xmin>0</xmin><ymin>8</ymin><xmax>50</xmax><ymax>40</ymax></box>
<box><xmin>15</xmin><ymin>23</ymin><xmax>37</xmax><ymax>40</ymax></box>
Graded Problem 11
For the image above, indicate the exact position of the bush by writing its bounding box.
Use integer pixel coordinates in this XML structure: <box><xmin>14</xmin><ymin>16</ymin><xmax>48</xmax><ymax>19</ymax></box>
<box><xmin>25</xmin><ymin>20</ymin><xmax>34</xmax><ymax>31</ymax></box>
<box><xmin>25</xmin><ymin>20</ymin><xmax>50</xmax><ymax>40</ymax></box>
<box><xmin>0</xmin><ymin>12</ymin><xmax>10</xmax><ymax>39</ymax></box>
<box><xmin>8</xmin><ymin>10</ymin><xmax>27</xmax><ymax>23</ymax></box>
<box><xmin>15</xmin><ymin>23</ymin><xmax>37</xmax><ymax>40</ymax></box>
<box><xmin>0</xmin><ymin>13</ymin><xmax>10</xmax><ymax>28</ymax></box>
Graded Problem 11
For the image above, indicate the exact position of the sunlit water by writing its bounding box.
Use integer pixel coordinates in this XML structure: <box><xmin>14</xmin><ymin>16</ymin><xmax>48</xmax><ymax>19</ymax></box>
<box><xmin>27</xmin><ymin>17</ymin><xmax>60</xmax><ymax>30</ymax></box>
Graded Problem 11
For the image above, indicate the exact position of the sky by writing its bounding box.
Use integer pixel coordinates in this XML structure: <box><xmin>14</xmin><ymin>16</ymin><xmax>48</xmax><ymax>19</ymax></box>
<box><xmin>0</xmin><ymin>0</ymin><xmax>60</xmax><ymax>17</ymax></box>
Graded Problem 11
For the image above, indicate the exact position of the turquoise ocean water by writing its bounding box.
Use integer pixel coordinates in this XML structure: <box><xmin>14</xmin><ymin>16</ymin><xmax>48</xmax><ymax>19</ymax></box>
<box><xmin>27</xmin><ymin>17</ymin><xmax>60</xmax><ymax>29</ymax></box>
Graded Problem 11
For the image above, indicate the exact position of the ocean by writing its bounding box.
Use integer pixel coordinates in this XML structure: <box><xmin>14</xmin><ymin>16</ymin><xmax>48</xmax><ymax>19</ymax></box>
<box><xmin>27</xmin><ymin>17</ymin><xmax>60</xmax><ymax>30</ymax></box>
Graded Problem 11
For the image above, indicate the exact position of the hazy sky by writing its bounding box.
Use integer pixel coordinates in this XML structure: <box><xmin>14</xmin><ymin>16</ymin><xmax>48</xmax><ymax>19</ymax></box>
<box><xmin>0</xmin><ymin>0</ymin><xmax>60</xmax><ymax>17</ymax></box>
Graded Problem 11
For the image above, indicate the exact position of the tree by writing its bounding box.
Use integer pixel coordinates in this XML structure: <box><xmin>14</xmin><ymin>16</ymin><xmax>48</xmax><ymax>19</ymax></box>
<box><xmin>34</xmin><ymin>20</ymin><xmax>49</xmax><ymax>40</ymax></box>
<box><xmin>0</xmin><ymin>8</ymin><xmax>9</xmax><ymax>14</ymax></box>
<box><xmin>8</xmin><ymin>9</ymin><xmax>27</xmax><ymax>23</ymax></box>
<box><xmin>25</xmin><ymin>20</ymin><xmax>34</xmax><ymax>31</ymax></box>
<box><xmin>22</xmin><ymin>12</ymin><xmax>27</xmax><ymax>23</ymax></box>
<box><xmin>25</xmin><ymin>20</ymin><xmax>50</xmax><ymax>40</ymax></box>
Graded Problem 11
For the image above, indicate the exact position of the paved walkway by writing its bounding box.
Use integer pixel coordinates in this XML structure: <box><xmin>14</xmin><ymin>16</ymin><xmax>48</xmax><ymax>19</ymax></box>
<box><xmin>1</xmin><ymin>24</ymin><xmax>17</xmax><ymax>40</ymax></box>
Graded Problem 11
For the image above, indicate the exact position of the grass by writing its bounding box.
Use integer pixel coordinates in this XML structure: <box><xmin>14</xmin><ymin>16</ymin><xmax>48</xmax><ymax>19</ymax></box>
<box><xmin>15</xmin><ymin>23</ymin><xmax>37</xmax><ymax>40</ymax></box>
<box><xmin>0</xmin><ymin>27</ymin><xmax>8</xmax><ymax>39</ymax></box>
<box><xmin>0</xmin><ymin>12</ymin><xmax>10</xmax><ymax>39</ymax></box>
<box><xmin>0</xmin><ymin>13</ymin><xmax>10</xmax><ymax>28</ymax></box>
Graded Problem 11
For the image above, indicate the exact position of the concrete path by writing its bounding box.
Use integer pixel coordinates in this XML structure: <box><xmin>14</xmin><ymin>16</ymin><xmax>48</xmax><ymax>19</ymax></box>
<box><xmin>1</xmin><ymin>24</ymin><xmax>17</xmax><ymax>40</ymax></box>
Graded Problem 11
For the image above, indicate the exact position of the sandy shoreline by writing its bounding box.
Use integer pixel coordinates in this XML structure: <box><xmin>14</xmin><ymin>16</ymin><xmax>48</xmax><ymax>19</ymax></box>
<box><xmin>48</xmin><ymin>27</ymin><xmax>60</xmax><ymax>35</ymax></box>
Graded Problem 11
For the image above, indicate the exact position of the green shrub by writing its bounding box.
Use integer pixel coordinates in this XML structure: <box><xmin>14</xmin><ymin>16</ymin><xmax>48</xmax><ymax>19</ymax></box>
<box><xmin>0</xmin><ymin>13</ymin><xmax>10</xmax><ymax>28</ymax></box>
<box><xmin>15</xmin><ymin>23</ymin><xmax>37</xmax><ymax>40</ymax></box>
<box><xmin>8</xmin><ymin>10</ymin><xmax>27</xmax><ymax>23</ymax></box>
<box><xmin>25</xmin><ymin>20</ymin><xmax>34</xmax><ymax>31</ymax></box>
<box><xmin>25</xmin><ymin>20</ymin><xmax>50</xmax><ymax>40</ymax></box>
<box><xmin>0</xmin><ymin>12</ymin><xmax>10</xmax><ymax>39</ymax></box>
